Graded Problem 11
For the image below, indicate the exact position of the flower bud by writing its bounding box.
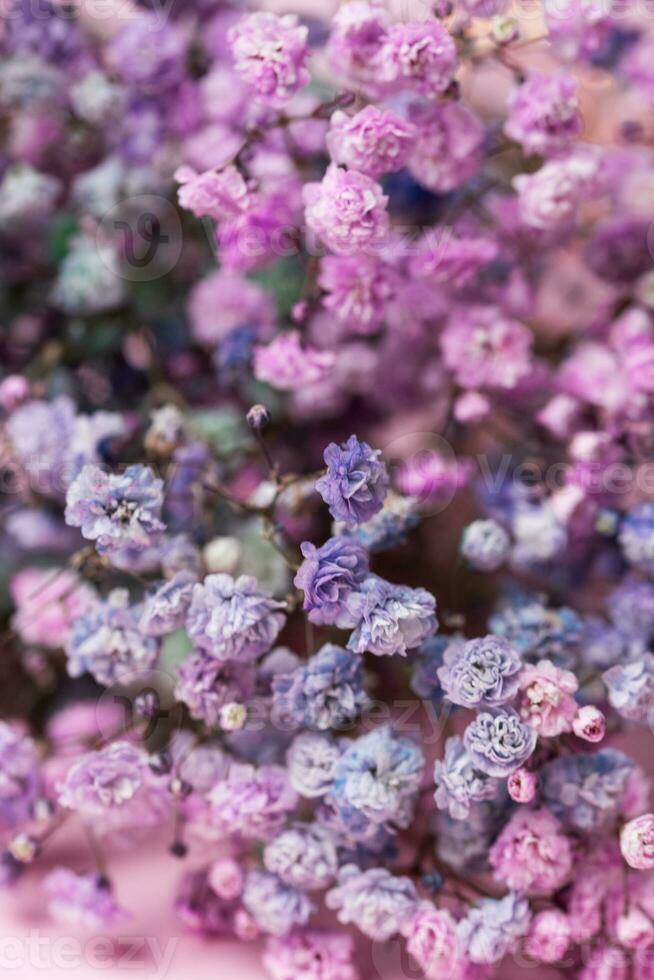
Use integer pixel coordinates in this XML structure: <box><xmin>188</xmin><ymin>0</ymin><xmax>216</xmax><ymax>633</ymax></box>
<box><xmin>621</xmin><ymin>814</ymin><xmax>654</xmax><ymax>869</ymax></box>
<box><xmin>220</xmin><ymin>702</ymin><xmax>247</xmax><ymax>731</ymax></box>
<box><xmin>246</xmin><ymin>404</ymin><xmax>271</xmax><ymax>430</ymax></box>
<box><xmin>572</xmin><ymin>705</ymin><xmax>606</xmax><ymax>742</ymax></box>
<box><xmin>507</xmin><ymin>768</ymin><xmax>537</xmax><ymax>803</ymax></box>
<box><xmin>208</xmin><ymin>857</ymin><xmax>244</xmax><ymax>900</ymax></box>
<box><xmin>616</xmin><ymin>908</ymin><xmax>654</xmax><ymax>949</ymax></box>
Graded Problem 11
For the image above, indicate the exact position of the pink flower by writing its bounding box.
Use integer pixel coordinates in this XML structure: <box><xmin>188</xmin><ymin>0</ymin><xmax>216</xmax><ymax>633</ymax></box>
<box><xmin>408</xmin><ymin>100</ymin><xmax>484</xmax><ymax>193</ymax></box>
<box><xmin>505</xmin><ymin>73</ymin><xmax>581</xmax><ymax>157</ymax></box>
<box><xmin>11</xmin><ymin>568</ymin><xmax>96</xmax><ymax>649</ymax></box>
<box><xmin>401</xmin><ymin>902</ymin><xmax>467</xmax><ymax>979</ymax></box>
<box><xmin>253</xmin><ymin>332</ymin><xmax>335</xmax><ymax>390</ymax></box>
<box><xmin>507</xmin><ymin>769</ymin><xmax>537</xmax><ymax>804</ymax></box>
<box><xmin>621</xmin><ymin>814</ymin><xmax>654</xmax><ymax>870</ymax></box>
<box><xmin>208</xmin><ymin>857</ymin><xmax>244</xmax><ymax>900</ymax></box>
<box><xmin>517</xmin><ymin>659</ymin><xmax>578</xmax><ymax>737</ymax></box>
<box><xmin>176</xmin><ymin>164</ymin><xmax>250</xmax><ymax>221</ymax></box>
<box><xmin>187</xmin><ymin>269</ymin><xmax>275</xmax><ymax>346</ymax></box>
<box><xmin>489</xmin><ymin>808</ymin><xmax>573</xmax><ymax>895</ymax></box>
<box><xmin>326</xmin><ymin>0</ymin><xmax>390</xmax><ymax>95</ymax></box>
<box><xmin>0</xmin><ymin>374</ymin><xmax>29</xmax><ymax>412</ymax></box>
<box><xmin>318</xmin><ymin>254</ymin><xmax>396</xmax><ymax>335</ymax></box>
<box><xmin>524</xmin><ymin>909</ymin><xmax>571</xmax><ymax>963</ymax></box>
<box><xmin>228</xmin><ymin>12</ymin><xmax>310</xmax><ymax>107</ymax></box>
<box><xmin>513</xmin><ymin>151</ymin><xmax>602</xmax><ymax>230</ymax></box>
<box><xmin>440</xmin><ymin>306</ymin><xmax>533</xmax><ymax>391</ymax></box>
<box><xmin>262</xmin><ymin>928</ymin><xmax>359</xmax><ymax>980</ymax></box>
<box><xmin>579</xmin><ymin>945</ymin><xmax>627</xmax><ymax>980</ymax></box>
<box><xmin>573</xmin><ymin>705</ymin><xmax>606</xmax><ymax>742</ymax></box>
<box><xmin>616</xmin><ymin>908</ymin><xmax>654</xmax><ymax>949</ymax></box>
<box><xmin>379</xmin><ymin>22</ymin><xmax>457</xmax><ymax>97</ymax></box>
<box><xmin>327</xmin><ymin>106</ymin><xmax>416</xmax><ymax>177</ymax></box>
<box><xmin>303</xmin><ymin>164</ymin><xmax>389</xmax><ymax>256</ymax></box>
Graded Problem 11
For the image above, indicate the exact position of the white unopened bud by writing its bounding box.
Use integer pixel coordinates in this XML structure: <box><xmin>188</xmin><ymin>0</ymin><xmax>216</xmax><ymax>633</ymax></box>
<box><xmin>203</xmin><ymin>536</ymin><xmax>242</xmax><ymax>574</ymax></box>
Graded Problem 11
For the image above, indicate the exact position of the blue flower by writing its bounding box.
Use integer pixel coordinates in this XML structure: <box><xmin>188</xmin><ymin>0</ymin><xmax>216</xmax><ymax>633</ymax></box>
<box><xmin>490</xmin><ymin>593</ymin><xmax>582</xmax><ymax>669</ymax></box>
<box><xmin>540</xmin><ymin>749</ymin><xmax>634</xmax><ymax>832</ymax></box>
<box><xmin>463</xmin><ymin>710</ymin><xmax>537</xmax><ymax>777</ymax></box>
<box><xmin>294</xmin><ymin>537</ymin><xmax>368</xmax><ymax>627</ymax></box>
<box><xmin>458</xmin><ymin>892</ymin><xmax>531</xmax><ymax>964</ymax></box>
<box><xmin>433</xmin><ymin>735</ymin><xmax>500</xmax><ymax>820</ymax></box>
<box><xmin>242</xmin><ymin>870</ymin><xmax>314</xmax><ymax>936</ymax></box>
<box><xmin>272</xmin><ymin>644</ymin><xmax>369</xmax><ymax>731</ymax></box>
<box><xmin>315</xmin><ymin>434</ymin><xmax>389</xmax><ymax>527</ymax></box>
<box><xmin>437</xmin><ymin>635</ymin><xmax>522</xmax><ymax>708</ymax></box>
<box><xmin>619</xmin><ymin>502</ymin><xmax>654</xmax><ymax>574</ymax></box>
<box><xmin>346</xmin><ymin>576</ymin><xmax>437</xmax><ymax>657</ymax></box>
<box><xmin>604</xmin><ymin>653</ymin><xmax>654</xmax><ymax>723</ymax></box>
<box><xmin>326</xmin><ymin>865</ymin><xmax>417</xmax><ymax>941</ymax></box>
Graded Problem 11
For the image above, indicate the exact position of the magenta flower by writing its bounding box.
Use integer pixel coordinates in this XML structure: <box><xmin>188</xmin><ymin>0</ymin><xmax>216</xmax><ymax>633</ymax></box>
<box><xmin>379</xmin><ymin>22</ymin><xmax>457</xmax><ymax>97</ymax></box>
<box><xmin>621</xmin><ymin>814</ymin><xmax>654</xmax><ymax>870</ymax></box>
<box><xmin>517</xmin><ymin>659</ymin><xmax>578</xmax><ymax>737</ymax></box>
<box><xmin>253</xmin><ymin>331</ymin><xmax>335</xmax><ymax>391</ymax></box>
<box><xmin>303</xmin><ymin>165</ymin><xmax>389</xmax><ymax>256</ymax></box>
<box><xmin>489</xmin><ymin>808</ymin><xmax>573</xmax><ymax>895</ymax></box>
<box><xmin>228</xmin><ymin>12</ymin><xmax>310</xmax><ymax>107</ymax></box>
<box><xmin>176</xmin><ymin>164</ymin><xmax>250</xmax><ymax>221</ymax></box>
<box><xmin>327</xmin><ymin>106</ymin><xmax>416</xmax><ymax>178</ymax></box>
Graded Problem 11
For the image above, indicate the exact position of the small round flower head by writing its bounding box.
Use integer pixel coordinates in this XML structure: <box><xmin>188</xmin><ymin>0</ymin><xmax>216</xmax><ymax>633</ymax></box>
<box><xmin>326</xmin><ymin>0</ymin><xmax>390</xmax><ymax>93</ymax></box>
<box><xmin>262</xmin><ymin>928</ymin><xmax>359</xmax><ymax>980</ymax></box>
<box><xmin>139</xmin><ymin>571</ymin><xmax>196</xmax><ymax>637</ymax></box>
<box><xmin>318</xmin><ymin>254</ymin><xmax>395</xmax><ymax>335</ymax></box>
<box><xmin>286</xmin><ymin>732</ymin><xmax>341</xmax><ymax>798</ymax></box>
<box><xmin>489</xmin><ymin>808</ymin><xmax>573</xmax><ymax>895</ymax></box>
<box><xmin>579</xmin><ymin>945</ymin><xmax>627</xmax><ymax>980</ymax></box>
<box><xmin>175</xmin><ymin>652</ymin><xmax>255</xmax><ymax>728</ymax></box>
<box><xmin>188</xmin><ymin>269</ymin><xmax>275</xmax><ymax>346</ymax></box>
<box><xmin>401</xmin><ymin>902</ymin><xmax>465</xmax><ymax>979</ymax></box>
<box><xmin>43</xmin><ymin>869</ymin><xmax>128</xmax><ymax>929</ymax></box>
<box><xmin>264</xmin><ymin>822</ymin><xmax>338</xmax><ymax>891</ymax></box>
<box><xmin>10</xmin><ymin>567</ymin><xmax>95</xmax><ymax>649</ymax></box>
<box><xmin>433</xmin><ymin>735</ymin><xmax>501</xmax><ymax>820</ymax></box>
<box><xmin>460</xmin><ymin>519</ymin><xmax>511</xmax><ymax>572</ymax></box>
<box><xmin>207</xmin><ymin>763</ymin><xmax>297</xmax><ymax>840</ymax></box>
<box><xmin>329</xmin><ymin>725</ymin><xmax>424</xmax><ymax>831</ymax></box>
<box><xmin>0</xmin><ymin>164</ymin><xmax>60</xmax><ymax>231</ymax></box>
<box><xmin>440</xmin><ymin>306</ymin><xmax>533</xmax><ymax>391</ymax></box>
<box><xmin>65</xmin><ymin>464</ymin><xmax>165</xmax><ymax>557</ymax></box>
<box><xmin>208</xmin><ymin>858</ymin><xmax>244</xmax><ymax>901</ymax></box>
<box><xmin>621</xmin><ymin>814</ymin><xmax>654</xmax><ymax>870</ymax></box>
<box><xmin>254</xmin><ymin>332</ymin><xmax>335</xmax><ymax>391</ymax></box>
<box><xmin>505</xmin><ymin>72</ymin><xmax>581</xmax><ymax>156</ymax></box>
<box><xmin>507</xmin><ymin>768</ymin><xmax>537</xmax><ymax>803</ymax></box>
<box><xmin>603</xmin><ymin>654</ymin><xmax>654</xmax><ymax>724</ymax></box>
<box><xmin>540</xmin><ymin>749</ymin><xmax>634</xmax><ymax>832</ymax></box>
<box><xmin>272</xmin><ymin>644</ymin><xmax>369</xmax><ymax>731</ymax></box>
<box><xmin>316</xmin><ymin>435</ymin><xmax>389</xmax><ymax>527</ymax></box>
<box><xmin>108</xmin><ymin>13</ymin><xmax>186</xmax><ymax>91</ymax></box>
<box><xmin>407</xmin><ymin>100</ymin><xmax>485</xmax><ymax>193</ymax></box>
<box><xmin>327</xmin><ymin>106</ymin><xmax>417</xmax><ymax>178</ymax></box>
<box><xmin>437</xmin><ymin>635</ymin><xmax>522</xmax><ymax>709</ymax></box>
<box><xmin>463</xmin><ymin>710</ymin><xmax>538</xmax><ymax>778</ymax></box>
<box><xmin>326</xmin><ymin>864</ymin><xmax>417</xmax><ymax>941</ymax></box>
<box><xmin>525</xmin><ymin>909</ymin><xmax>571</xmax><ymax>963</ymax></box>
<box><xmin>176</xmin><ymin>164</ymin><xmax>250</xmax><ymax>222</ymax></box>
<box><xmin>573</xmin><ymin>705</ymin><xmax>606</xmax><ymax>742</ymax></box>
<box><xmin>619</xmin><ymin>502</ymin><xmax>654</xmax><ymax>574</ymax></box>
<box><xmin>513</xmin><ymin>151</ymin><xmax>601</xmax><ymax>230</ymax></box>
<box><xmin>517</xmin><ymin>659</ymin><xmax>578</xmax><ymax>736</ymax></box>
<box><xmin>303</xmin><ymin>165</ymin><xmax>389</xmax><ymax>256</ymax></box>
<box><xmin>242</xmin><ymin>870</ymin><xmax>314</xmax><ymax>936</ymax></box>
<box><xmin>616</xmin><ymin>908</ymin><xmax>654</xmax><ymax>949</ymax></box>
<box><xmin>458</xmin><ymin>892</ymin><xmax>531</xmax><ymax>965</ymax></box>
<box><xmin>379</xmin><ymin>21</ymin><xmax>457</xmax><ymax>97</ymax></box>
<box><xmin>228</xmin><ymin>12</ymin><xmax>310</xmax><ymax>107</ymax></box>
<box><xmin>65</xmin><ymin>589</ymin><xmax>158</xmax><ymax>687</ymax></box>
<box><xmin>186</xmin><ymin>574</ymin><xmax>285</xmax><ymax>662</ymax></box>
<box><xmin>294</xmin><ymin>537</ymin><xmax>368</xmax><ymax>627</ymax></box>
<box><xmin>346</xmin><ymin>576</ymin><xmax>437</xmax><ymax>657</ymax></box>
<box><xmin>0</xmin><ymin>722</ymin><xmax>42</xmax><ymax>833</ymax></box>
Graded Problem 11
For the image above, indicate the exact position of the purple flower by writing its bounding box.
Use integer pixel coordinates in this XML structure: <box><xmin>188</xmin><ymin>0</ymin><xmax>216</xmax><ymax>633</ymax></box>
<box><xmin>186</xmin><ymin>574</ymin><xmax>286</xmax><ymax>662</ymax></box>
<box><xmin>326</xmin><ymin>865</ymin><xmax>417</xmax><ymax>941</ymax></box>
<box><xmin>262</xmin><ymin>929</ymin><xmax>359</xmax><ymax>980</ymax></box>
<box><xmin>272</xmin><ymin>644</ymin><xmax>369</xmax><ymax>731</ymax></box>
<box><xmin>294</xmin><ymin>537</ymin><xmax>368</xmax><ymax>627</ymax></box>
<box><xmin>43</xmin><ymin>869</ymin><xmax>129</xmax><ymax>929</ymax></box>
<box><xmin>460</xmin><ymin>519</ymin><xmax>511</xmax><ymax>572</ymax></box>
<box><xmin>318</xmin><ymin>254</ymin><xmax>396</xmax><ymax>335</ymax></box>
<box><xmin>327</xmin><ymin>106</ymin><xmax>417</xmax><ymax>177</ymax></box>
<box><xmin>264</xmin><ymin>822</ymin><xmax>338</xmax><ymax>890</ymax></box>
<box><xmin>108</xmin><ymin>14</ymin><xmax>187</xmax><ymax>91</ymax></box>
<box><xmin>303</xmin><ymin>165</ymin><xmax>389</xmax><ymax>256</ymax></box>
<box><xmin>505</xmin><ymin>73</ymin><xmax>581</xmax><ymax>156</ymax></box>
<box><xmin>176</xmin><ymin>164</ymin><xmax>250</xmax><ymax>222</ymax></box>
<box><xmin>408</xmin><ymin>100</ymin><xmax>484</xmax><ymax>194</ymax></box>
<box><xmin>175</xmin><ymin>652</ymin><xmax>255</xmax><ymax>728</ymax></box>
<box><xmin>458</xmin><ymin>893</ymin><xmax>531</xmax><ymax>964</ymax></box>
<box><xmin>540</xmin><ymin>749</ymin><xmax>634</xmax><ymax>832</ymax></box>
<box><xmin>513</xmin><ymin>151</ymin><xmax>601</xmax><ymax>230</ymax></box>
<box><xmin>463</xmin><ymin>710</ymin><xmax>537</xmax><ymax>777</ymax></box>
<box><xmin>0</xmin><ymin>722</ymin><xmax>42</xmax><ymax>834</ymax></box>
<box><xmin>346</xmin><ymin>576</ymin><xmax>437</xmax><ymax>657</ymax></box>
<box><xmin>604</xmin><ymin>654</ymin><xmax>654</xmax><ymax>723</ymax></box>
<box><xmin>379</xmin><ymin>22</ymin><xmax>457</xmax><ymax>97</ymax></box>
<box><xmin>440</xmin><ymin>306</ymin><xmax>533</xmax><ymax>391</ymax></box>
<box><xmin>433</xmin><ymin>735</ymin><xmax>501</xmax><ymax>821</ymax></box>
<box><xmin>243</xmin><ymin>870</ymin><xmax>314</xmax><ymax>936</ymax></box>
<box><xmin>228</xmin><ymin>12</ymin><xmax>310</xmax><ymax>107</ymax></box>
<box><xmin>65</xmin><ymin>464</ymin><xmax>165</xmax><ymax>556</ymax></box>
<box><xmin>316</xmin><ymin>435</ymin><xmax>389</xmax><ymax>527</ymax></box>
<box><xmin>139</xmin><ymin>571</ymin><xmax>196</xmax><ymax>637</ymax></box>
<box><xmin>207</xmin><ymin>763</ymin><xmax>297</xmax><ymax>840</ymax></box>
<box><xmin>437</xmin><ymin>635</ymin><xmax>522</xmax><ymax>709</ymax></box>
<box><xmin>65</xmin><ymin>589</ymin><xmax>158</xmax><ymax>687</ymax></box>
<box><xmin>325</xmin><ymin>0</ymin><xmax>390</xmax><ymax>94</ymax></box>
<box><xmin>286</xmin><ymin>732</ymin><xmax>341</xmax><ymax>798</ymax></box>
<box><xmin>619</xmin><ymin>503</ymin><xmax>654</xmax><ymax>575</ymax></box>
<box><xmin>329</xmin><ymin>725</ymin><xmax>424</xmax><ymax>832</ymax></box>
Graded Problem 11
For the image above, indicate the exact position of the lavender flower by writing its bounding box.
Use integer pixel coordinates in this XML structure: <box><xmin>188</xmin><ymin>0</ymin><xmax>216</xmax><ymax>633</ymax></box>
<box><xmin>433</xmin><ymin>735</ymin><xmax>501</xmax><ymax>820</ymax></box>
<box><xmin>207</xmin><ymin>763</ymin><xmax>297</xmax><ymax>840</ymax></box>
<box><xmin>243</xmin><ymin>870</ymin><xmax>314</xmax><ymax>936</ymax></box>
<box><xmin>186</xmin><ymin>574</ymin><xmax>286</xmax><ymax>662</ymax></box>
<box><xmin>65</xmin><ymin>589</ymin><xmax>158</xmax><ymax>687</ymax></box>
<box><xmin>272</xmin><ymin>644</ymin><xmax>369</xmax><ymax>731</ymax></box>
<box><xmin>603</xmin><ymin>654</ymin><xmax>654</xmax><ymax>723</ymax></box>
<box><xmin>315</xmin><ymin>435</ymin><xmax>389</xmax><ymax>527</ymax></box>
<box><xmin>619</xmin><ymin>502</ymin><xmax>654</xmax><ymax>575</ymax></box>
<box><xmin>264</xmin><ymin>823</ymin><xmax>338</xmax><ymax>890</ymax></box>
<box><xmin>262</xmin><ymin>929</ymin><xmax>359</xmax><ymax>980</ymax></box>
<box><xmin>43</xmin><ymin>869</ymin><xmax>128</xmax><ymax>929</ymax></box>
<box><xmin>346</xmin><ymin>576</ymin><xmax>437</xmax><ymax>656</ymax></box>
<box><xmin>175</xmin><ymin>653</ymin><xmax>255</xmax><ymax>728</ymax></box>
<box><xmin>293</xmin><ymin>537</ymin><xmax>368</xmax><ymax>627</ymax></box>
<box><xmin>490</xmin><ymin>595</ymin><xmax>582</xmax><ymax>669</ymax></box>
<box><xmin>458</xmin><ymin>893</ymin><xmax>531</xmax><ymax>964</ymax></box>
<box><xmin>286</xmin><ymin>732</ymin><xmax>341</xmax><ymax>798</ymax></box>
<box><xmin>540</xmin><ymin>749</ymin><xmax>635</xmax><ymax>832</ymax></box>
<box><xmin>463</xmin><ymin>710</ymin><xmax>537</xmax><ymax>777</ymax></box>
<box><xmin>139</xmin><ymin>571</ymin><xmax>196</xmax><ymax>637</ymax></box>
<box><xmin>460</xmin><ymin>519</ymin><xmax>511</xmax><ymax>572</ymax></box>
<box><xmin>65</xmin><ymin>464</ymin><xmax>165</xmax><ymax>556</ymax></box>
<box><xmin>326</xmin><ymin>865</ymin><xmax>417</xmax><ymax>941</ymax></box>
<box><xmin>329</xmin><ymin>726</ymin><xmax>424</xmax><ymax>833</ymax></box>
<box><xmin>438</xmin><ymin>635</ymin><xmax>522</xmax><ymax>709</ymax></box>
<box><xmin>0</xmin><ymin>722</ymin><xmax>42</xmax><ymax>833</ymax></box>
<box><xmin>108</xmin><ymin>14</ymin><xmax>187</xmax><ymax>91</ymax></box>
